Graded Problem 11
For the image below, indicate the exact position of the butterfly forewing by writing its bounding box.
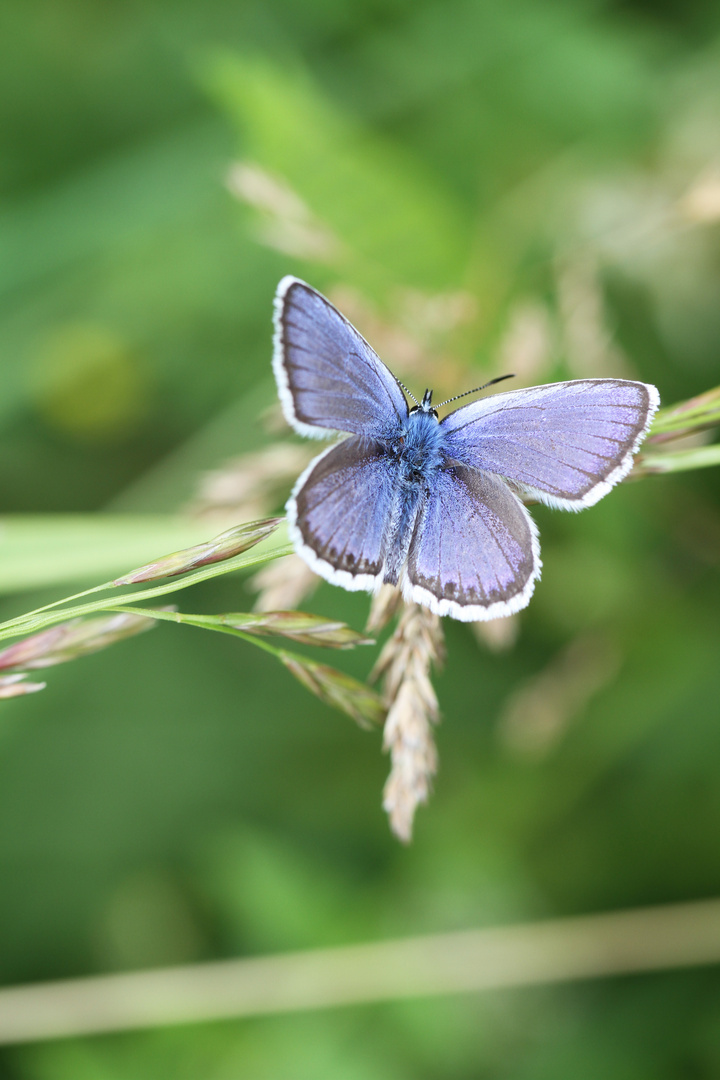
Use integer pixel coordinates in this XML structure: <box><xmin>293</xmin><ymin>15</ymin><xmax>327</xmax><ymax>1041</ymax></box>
<box><xmin>404</xmin><ymin>467</ymin><xmax>540</xmax><ymax>621</ymax></box>
<box><xmin>273</xmin><ymin>277</ymin><xmax>408</xmax><ymax>440</ymax></box>
<box><xmin>441</xmin><ymin>379</ymin><xmax>659</xmax><ymax>509</ymax></box>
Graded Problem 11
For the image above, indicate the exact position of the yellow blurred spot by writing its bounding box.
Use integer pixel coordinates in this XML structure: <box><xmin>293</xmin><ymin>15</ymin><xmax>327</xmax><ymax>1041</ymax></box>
<box><xmin>31</xmin><ymin>323</ymin><xmax>148</xmax><ymax>442</ymax></box>
<box><xmin>679</xmin><ymin>168</ymin><xmax>720</xmax><ymax>224</ymax></box>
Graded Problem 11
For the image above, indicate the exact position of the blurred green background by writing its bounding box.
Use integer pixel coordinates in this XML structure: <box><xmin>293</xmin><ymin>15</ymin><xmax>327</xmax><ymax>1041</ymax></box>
<box><xmin>2</xmin><ymin>0</ymin><xmax>720</xmax><ymax>1075</ymax></box>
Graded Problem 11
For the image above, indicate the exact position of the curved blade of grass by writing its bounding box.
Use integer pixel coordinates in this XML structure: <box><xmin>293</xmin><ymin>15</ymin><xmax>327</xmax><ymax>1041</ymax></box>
<box><xmin>0</xmin><ymin>527</ymin><xmax>293</xmax><ymax>643</ymax></box>
<box><xmin>648</xmin><ymin>386</ymin><xmax>720</xmax><ymax>443</ymax></box>
<box><xmin>632</xmin><ymin>443</ymin><xmax>720</xmax><ymax>478</ymax></box>
<box><xmin>0</xmin><ymin>515</ymin><xmax>222</xmax><ymax>595</ymax></box>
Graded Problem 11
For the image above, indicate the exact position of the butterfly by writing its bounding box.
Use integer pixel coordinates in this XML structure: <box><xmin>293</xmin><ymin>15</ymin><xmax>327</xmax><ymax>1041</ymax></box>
<box><xmin>272</xmin><ymin>277</ymin><xmax>659</xmax><ymax>621</ymax></box>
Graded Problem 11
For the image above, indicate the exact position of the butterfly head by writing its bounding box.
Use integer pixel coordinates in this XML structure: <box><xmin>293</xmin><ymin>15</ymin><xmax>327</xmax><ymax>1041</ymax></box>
<box><xmin>409</xmin><ymin>389</ymin><xmax>439</xmax><ymax>420</ymax></box>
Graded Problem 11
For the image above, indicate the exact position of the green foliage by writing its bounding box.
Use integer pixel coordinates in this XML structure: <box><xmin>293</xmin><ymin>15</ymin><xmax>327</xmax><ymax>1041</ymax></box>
<box><xmin>205</xmin><ymin>53</ymin><xmax>469</xmax><ymax>291</ymax></box>
<box><xmin>2</xmin><ymin>0</ymin><xmax>720</xmax><ymax>1077</ymax></box>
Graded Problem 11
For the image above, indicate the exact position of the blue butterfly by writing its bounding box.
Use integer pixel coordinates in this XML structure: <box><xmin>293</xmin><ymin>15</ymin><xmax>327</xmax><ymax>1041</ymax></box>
<box><xmin>273</xmin><ymin>277</ymin><xmax>659</xmax><ymax>621</ymax></box>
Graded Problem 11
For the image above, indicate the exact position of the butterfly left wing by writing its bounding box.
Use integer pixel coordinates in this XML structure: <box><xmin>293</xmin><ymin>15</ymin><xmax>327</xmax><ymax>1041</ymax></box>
<box><xmin>404</xmin><ymin>466</ymin><xmax>541</xmax><ymax>621</ymax></box>
<box><xmin>273</xmin><ymin>277</ymin><xmax>409</xmax><ymax>440</ymax></box>
<box><xmin>440</xmin><ymin>378</ymin><xmax>659</xmax><ymax>509</ymax></box>
<box><xmin>288</xmin><ymin>436</ymin><xmax>400</xmax><ymax>592</ymax></box>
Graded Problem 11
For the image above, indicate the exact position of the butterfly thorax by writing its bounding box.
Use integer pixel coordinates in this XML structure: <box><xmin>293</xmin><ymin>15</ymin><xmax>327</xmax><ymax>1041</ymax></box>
<box><xmin>392</xmin><ymin>408</ymin><xmax>445</xmax><ymax>484</ymax></box>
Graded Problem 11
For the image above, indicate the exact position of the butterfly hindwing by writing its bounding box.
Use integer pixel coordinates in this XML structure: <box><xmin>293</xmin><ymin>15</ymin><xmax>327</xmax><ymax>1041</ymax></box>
<box><xmin>288</xmin><ymin>436</ymin><xmax>400</xmax><ymax>591</ymax></box>
<box><xmin>404</xmin><ymin>466</ymin><xmax>541</xmax><ymax>621</ymax></box>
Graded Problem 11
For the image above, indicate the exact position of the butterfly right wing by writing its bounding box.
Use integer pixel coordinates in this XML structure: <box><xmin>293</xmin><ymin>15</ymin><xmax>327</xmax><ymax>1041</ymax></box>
<box><xmin>273</xmin><ymin>277</ymin><xmax>409</xmax><ymax>440</ymax></box>
<box><xmin>288</xmin><ymin>436</ymin><xmax>400</xmax><ymax>592</ymax></box>
<box><xmin>441</xmin><ymin>379</ymin><xmax>659</xmax><ymax>509</ymax></box>
<box><xmin>404</xmin><ymin>465</ymin><xmax>541</xmax><ymax>621</ymax></box>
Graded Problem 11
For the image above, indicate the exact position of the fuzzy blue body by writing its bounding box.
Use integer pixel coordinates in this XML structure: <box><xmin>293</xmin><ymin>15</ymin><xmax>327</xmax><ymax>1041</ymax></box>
<box><xmin>381</xmin><ymin>406</ymin><xmax>446</xmax><ymax>585</ymax></box>
<box><xmin>394</xmin><ymin>407</ymin><xmax>446</xmax><ymax>482</ymax></box>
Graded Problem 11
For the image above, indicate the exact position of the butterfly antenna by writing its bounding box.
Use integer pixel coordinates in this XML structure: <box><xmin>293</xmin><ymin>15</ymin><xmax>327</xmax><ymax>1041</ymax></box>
<box><xmin>435</xmin><ymin>373</ymin><xmax>515</xmax><ymax>409</ymax></box>
<box><xmin>395</xmin><ymin>376</ymin><xmax>420</xmax><ymax>407</ymax></box>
